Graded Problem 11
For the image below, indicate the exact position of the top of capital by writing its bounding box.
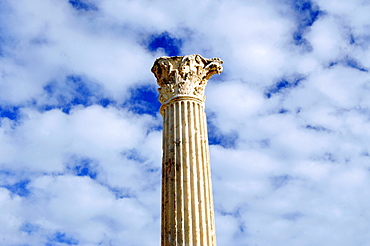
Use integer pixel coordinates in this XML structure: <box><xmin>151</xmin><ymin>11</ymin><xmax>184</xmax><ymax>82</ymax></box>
<box><xmin>151</xmin><ymin>54</ymin><xmax>223</xmax><ymax>104</ymax></box>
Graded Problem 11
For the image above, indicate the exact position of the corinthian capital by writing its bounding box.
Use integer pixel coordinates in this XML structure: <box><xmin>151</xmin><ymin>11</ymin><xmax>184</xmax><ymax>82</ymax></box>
<box><xmin>151</xmin><ymin>54</ymin><xmax>223</xmax><ymax>104</ymax></box>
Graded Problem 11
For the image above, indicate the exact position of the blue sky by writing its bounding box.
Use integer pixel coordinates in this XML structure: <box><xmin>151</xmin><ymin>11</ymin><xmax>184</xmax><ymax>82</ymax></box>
<box><xmin>1</xmin><ymin>0</ymin><xmax>370</xmax><ymax>245</ymax></box>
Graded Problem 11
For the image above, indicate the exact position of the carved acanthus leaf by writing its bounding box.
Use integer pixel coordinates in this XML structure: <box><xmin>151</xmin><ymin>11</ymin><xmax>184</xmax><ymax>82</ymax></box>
<box><xmin>151</xmin><ymin>54</ymin><xmax>223</xmax><ymax>104</ymax></box>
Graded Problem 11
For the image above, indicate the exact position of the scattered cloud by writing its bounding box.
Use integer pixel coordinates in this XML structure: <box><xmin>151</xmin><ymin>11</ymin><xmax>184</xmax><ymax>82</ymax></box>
<box><xmin>1</xmin><ymin>0</ymin><xmax>370</xmax><ymax>245</ymax></box>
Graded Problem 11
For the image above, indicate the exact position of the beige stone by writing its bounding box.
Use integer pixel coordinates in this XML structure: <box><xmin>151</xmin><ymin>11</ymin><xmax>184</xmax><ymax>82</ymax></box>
<box><xmin>152</xmin><ymin>54</ymin><xmax>223</xmax><ymax>246</ymax></box>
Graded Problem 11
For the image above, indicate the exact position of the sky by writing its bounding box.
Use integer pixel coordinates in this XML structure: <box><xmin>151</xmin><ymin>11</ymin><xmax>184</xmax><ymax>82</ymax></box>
<box><xmin>0</xmin><ymin>0</ymin><xmax>370</xmax><ymax>245</ymax></box>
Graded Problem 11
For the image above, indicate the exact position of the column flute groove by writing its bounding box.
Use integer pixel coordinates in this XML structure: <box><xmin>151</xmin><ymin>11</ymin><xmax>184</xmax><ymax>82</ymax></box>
<box><xmin>195</xmin><ymin>102</ymin><xmax>207</xmax><ymax>246</ymax></box>
<box><xmin>181</xmin><ymin>101</ymin><xmax>191</xmax><ymax>245</ymax></box>
<box><xmin>169</xmin><ymin>103</ymin><xmax>176</xmax><ymax>243</ymax></box>
<box><xmin>199</xmin><ymin>104</ymin><xmax>211</xmax><ymax>245</ymax></box>
<box><xmin>152</xmin><ymin>54</ymin><xmax>223</xmax><ymax>246</ymax></box>
<box><xmin>175</xmin><ymin>101</ymin><xmax>183</xmax><ymax>245</ymax></box>
<box><xmin>189</xmin><ymin>101</ymin><xmax>200</xmax><ymax>246</ymax></box>
<box><xmin>161</xmin><ymin>106</ymin><xmax>168</xmax><ymax>245</ymax></box>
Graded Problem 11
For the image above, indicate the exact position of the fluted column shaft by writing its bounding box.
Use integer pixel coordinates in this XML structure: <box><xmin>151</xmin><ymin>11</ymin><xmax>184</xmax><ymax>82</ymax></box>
<box><xmin>151</xmin><ymin>54</ymin><xmax>223</xmax><ymax>246</ymax></box>
<box><xmin>161</xmin><ymin>97</ymin><xmax>216</xmax><ymax>246</ymax></box>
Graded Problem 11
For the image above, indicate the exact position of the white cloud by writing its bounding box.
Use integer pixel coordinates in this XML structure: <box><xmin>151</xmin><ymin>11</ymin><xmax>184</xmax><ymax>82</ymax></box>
<box><xmin>1</xmin><ymin>0</ymin><xmax>370</xmax><ymax>245</ymax></box>
<box><xmin>307</xmin><ymin>15</ymin><xmax>346</xmax><ymax>61</ymax></box>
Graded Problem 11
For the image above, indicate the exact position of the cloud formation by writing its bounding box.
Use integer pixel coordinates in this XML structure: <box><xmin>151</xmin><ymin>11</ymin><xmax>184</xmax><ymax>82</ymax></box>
<box><xmin>1</xmin><ymin>0</ymin><xmax>370</xmax><ymax>245</ymax></box>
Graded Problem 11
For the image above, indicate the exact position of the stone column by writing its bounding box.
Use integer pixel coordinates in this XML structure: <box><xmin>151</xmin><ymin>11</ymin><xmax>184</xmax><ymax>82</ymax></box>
<box><xmin>151</xmin><ymin>54</ymin><xmax>223</xmax><ymax>246</ymax></box>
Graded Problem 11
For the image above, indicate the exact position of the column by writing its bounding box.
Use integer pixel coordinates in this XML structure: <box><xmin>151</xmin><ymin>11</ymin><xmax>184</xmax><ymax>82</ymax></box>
<box><xmin>151</xmin><ymin>54</ymin><xmax>223</xmax><ymax>246</ymax></box>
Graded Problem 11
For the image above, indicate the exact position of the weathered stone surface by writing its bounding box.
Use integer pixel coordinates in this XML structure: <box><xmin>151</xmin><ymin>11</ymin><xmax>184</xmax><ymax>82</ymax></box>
<box><xmin>152</xmin><ymin>54</ymin><xmax>223</xmax><ymax>246</ymax></box>
<box><xmin>152</xmin><ymin>54</ymin><xmax>223</xmax><ymax>105</ymax></box>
